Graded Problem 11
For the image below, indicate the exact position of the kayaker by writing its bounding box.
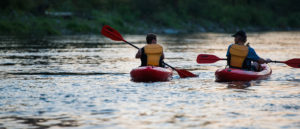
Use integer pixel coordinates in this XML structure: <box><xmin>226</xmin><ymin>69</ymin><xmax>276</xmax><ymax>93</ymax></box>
<box><xmin>135</xmin><ymin>33</ymin><xmax>165</xmax><ymax>67</ymax></box>
<box><xmin>226</xmin><ymin>30</ymin><xmax>271</xmax><ymax>71</ymax></box>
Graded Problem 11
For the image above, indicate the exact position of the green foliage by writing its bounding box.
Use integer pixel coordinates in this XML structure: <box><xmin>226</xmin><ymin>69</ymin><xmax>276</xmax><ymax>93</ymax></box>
<box><xmin>0</xmin><ymin>20</ymin><xmax>29</xmax><ymax>35</ymax></box>
<box><xmin>66</xmin><ymin>21</ymin><xmax>92</xmax><ymax>33</ymax></box>
<box><xmin>0</xmin><ymin>0</ymin><xmax>300</xmax><ymax>35</ymax></box>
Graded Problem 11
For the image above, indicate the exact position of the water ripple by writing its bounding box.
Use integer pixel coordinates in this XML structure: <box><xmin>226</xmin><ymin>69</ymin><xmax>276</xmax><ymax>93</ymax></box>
<box><xmin>1</xmin><ymin>33</ymin><xmax>300</xmax><ymax>129</ymax></box>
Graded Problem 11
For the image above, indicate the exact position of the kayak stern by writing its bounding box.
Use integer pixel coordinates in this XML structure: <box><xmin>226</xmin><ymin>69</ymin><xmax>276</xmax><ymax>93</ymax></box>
<box><xmin>215</xmin><ymin>64</ymin><xmax>272</xmax><ymax>82</ymax></box>
<box><xmin>130</xmin><ymin>66</ymin><xmax>173</xmax><ymax>82</ymax></box>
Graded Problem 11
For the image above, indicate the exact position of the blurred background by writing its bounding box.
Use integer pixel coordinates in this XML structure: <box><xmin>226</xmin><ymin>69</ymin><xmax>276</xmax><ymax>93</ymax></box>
<box><xmin>0</xmin><ymin>0</ymin><xmax>300</xmax><ymax>36</ymax></box>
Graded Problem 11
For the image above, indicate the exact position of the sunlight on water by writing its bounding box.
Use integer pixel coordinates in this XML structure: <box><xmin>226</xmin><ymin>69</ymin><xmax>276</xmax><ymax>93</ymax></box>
<box><xmin>0</xmin><ymin>32</ymin><xmax>300</xmax><ymax>129</ymax></box>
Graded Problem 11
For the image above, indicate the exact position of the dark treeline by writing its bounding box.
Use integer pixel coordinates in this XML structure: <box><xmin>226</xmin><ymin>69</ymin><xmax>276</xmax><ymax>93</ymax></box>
<box><xmin>0</xmin><ymin>0</ymin><xmax>300</xmax><ymax>35</ymax></box>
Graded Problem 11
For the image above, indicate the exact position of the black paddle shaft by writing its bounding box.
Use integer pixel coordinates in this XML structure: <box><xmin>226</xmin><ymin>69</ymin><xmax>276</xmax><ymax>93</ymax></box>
<box><xmin>125</xmin><ymin>41</ymin><xmax>139</xmax><ymax>49</ymax></box>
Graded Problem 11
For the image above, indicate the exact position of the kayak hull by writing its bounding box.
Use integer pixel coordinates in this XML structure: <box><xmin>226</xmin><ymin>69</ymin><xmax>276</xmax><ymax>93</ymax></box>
<box><xmin>130</xmin><ymin>66</ymin><xmax>173</xmax><ymax>82</ymax></box>
<box><xmin>215</xmin><ymin>64</ymin><xmax>272</xmax><ymax>82</ymax></box>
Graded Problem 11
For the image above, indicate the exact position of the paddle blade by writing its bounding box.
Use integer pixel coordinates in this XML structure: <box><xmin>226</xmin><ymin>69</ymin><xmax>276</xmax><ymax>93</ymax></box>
<box><xmin>284</xmin><ymin>58</ymin><xmax>300</xmax><ymax>68</ymax></box>
<box><xmin>175</xmin><ymin>69</ymin><xmax>198</xmax><ymax>78</ymax></box>
<box><xmin>101</xmin><ymin>25</ymin><xmax>124</xmax><ymax>41</ymax></box>
<box><xmin>197</xmin><ymin>54</ymin><xmax>223</xmax><ymax>64</ymax></box>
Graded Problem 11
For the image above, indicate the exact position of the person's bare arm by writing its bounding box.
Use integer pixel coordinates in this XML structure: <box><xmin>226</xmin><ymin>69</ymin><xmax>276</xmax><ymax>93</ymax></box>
<box><xmin>136</xmin><ymin>49</ymin><xmax>141</xmax><ymax>58</ymax></box>
<box><xmin>257</xmin><ymin>58</ymin><xmax>272</xmax><ymax>64</ymax></box>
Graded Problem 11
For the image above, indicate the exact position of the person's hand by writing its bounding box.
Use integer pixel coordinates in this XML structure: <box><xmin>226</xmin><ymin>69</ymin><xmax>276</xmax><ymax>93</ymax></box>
<box><xmin>266</xmin><ymin>58</ymin><xmax>272</xmax><ymax>63</ymax></box>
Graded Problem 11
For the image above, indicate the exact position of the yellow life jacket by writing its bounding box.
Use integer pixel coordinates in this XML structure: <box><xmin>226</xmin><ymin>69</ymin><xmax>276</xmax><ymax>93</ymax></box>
<box><xmin>144</xmin><ymin>44</ymin><xmax>163</xmax><ymax>66</ymax></box>
<box><xmin>229</xmin><ymin>44</ymin><xmax>249</xmax><ymax>68</ymax></box>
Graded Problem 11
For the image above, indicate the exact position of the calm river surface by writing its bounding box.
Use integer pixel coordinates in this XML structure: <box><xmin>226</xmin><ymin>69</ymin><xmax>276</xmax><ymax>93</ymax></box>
<box><xmin>0</xmin><ymin>32</ymin><xmax>300</xmax><ymax>129</ymax></box>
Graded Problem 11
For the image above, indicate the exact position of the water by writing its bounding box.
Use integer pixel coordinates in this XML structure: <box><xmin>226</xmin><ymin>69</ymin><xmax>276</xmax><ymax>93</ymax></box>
<box><xmin>0</xmin><ymin>32</ymin><xmax>300</xmax><ymax>129</ymax></box>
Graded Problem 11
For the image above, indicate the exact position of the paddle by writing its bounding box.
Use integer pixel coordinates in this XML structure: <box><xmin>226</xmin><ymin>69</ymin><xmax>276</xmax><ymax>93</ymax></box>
<box><xmin>196</xmin><ymin>54</ymin><xmax>226</xmax><ymax>64</ymax></box>
<box><xmin>197</xmin><ymin>54</ymin><xmax>300</xmax><ymax>68</ymax></box>
<box><xmin>101</xmin><ymin>25</ymin><xmax>197</xmax><ymax>78</ymax></box>
<box><xmin>270</xmin><ymin>59</ymin><xmax>300</xmax><ymax>68</ymax></box>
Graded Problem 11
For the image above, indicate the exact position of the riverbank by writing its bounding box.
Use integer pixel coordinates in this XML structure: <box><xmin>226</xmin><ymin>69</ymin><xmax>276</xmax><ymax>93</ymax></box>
<box><xmin>1</xmin><ymin>0</ymin><xmax>300</xmax><ymax>36</ymax></box>
<box><xmin>0</xmin><ymin>12</ymin><xmax>297</xmax><ymax>36</ymax></box>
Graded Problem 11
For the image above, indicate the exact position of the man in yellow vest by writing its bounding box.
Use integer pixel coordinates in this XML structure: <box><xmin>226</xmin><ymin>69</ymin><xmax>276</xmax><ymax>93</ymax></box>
<box><xmin>226</xmin><ymin>30</ymin><xmax>271</xmax><ymax>71</ymax></box>
<box><xmin>135</xmin><ymin>33</ymin><xmax>165</xmax><ymax>67</ymax></box>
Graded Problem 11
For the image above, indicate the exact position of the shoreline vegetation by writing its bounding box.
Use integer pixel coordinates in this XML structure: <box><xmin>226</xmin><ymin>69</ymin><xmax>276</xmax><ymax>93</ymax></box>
<box><xmin>0</xmin><ymin>0</ymin><xmax>300</xmax><ymax>36</ymax></box>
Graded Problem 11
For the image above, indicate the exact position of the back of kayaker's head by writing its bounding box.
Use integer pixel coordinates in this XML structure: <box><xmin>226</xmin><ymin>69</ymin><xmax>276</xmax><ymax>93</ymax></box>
<box><xmin>232</xmin><ymin>30</ymin><xmax>247</xmax><ymax>44</ymax></box>
<box><xmin>146</xmin><ymin>33</ymin><xmax>157</xmax><ymax>44</ymax></box>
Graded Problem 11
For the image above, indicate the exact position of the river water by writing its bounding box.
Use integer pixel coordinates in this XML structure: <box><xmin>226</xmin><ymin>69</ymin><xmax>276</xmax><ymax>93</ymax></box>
<box><xmin>0</xmin><ymin>32</ymin><xmax>300</xmax><ymax>129</ymax></box>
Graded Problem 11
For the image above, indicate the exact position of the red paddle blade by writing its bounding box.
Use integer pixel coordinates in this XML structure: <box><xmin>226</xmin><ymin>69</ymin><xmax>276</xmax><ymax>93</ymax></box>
<box><xmin>197</xmin><ymin>54</ymin><xmax>223</xmax><ymax>64</ymax></box>
<box><xmin>284</xmin><ymin>58</ymin><xmax>300</xmax><ymax>68</ymax></box>
<box><xmin>101</xmin><ymin>25</ymin><xmax>124</xmax><ymax>41</ymax></box>
<box><xmin>175</xmin><ymin>69</ymin><xmax>198</xmax><ymax>78</ymax></box>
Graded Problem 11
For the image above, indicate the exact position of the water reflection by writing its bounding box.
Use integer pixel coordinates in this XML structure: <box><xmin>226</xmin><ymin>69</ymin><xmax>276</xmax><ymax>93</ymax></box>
<box><xmin>227</xmin><ymin>81</ymin><xmax>252</xmax><ymax>89</ymax></box>
<box><xmin>0</xmin><ymin>32</ymin><xmax>300</xmax><ymax>129</ymax></box>
<box><xmin>0</xmin><ymin>116</ymin><xmax>80</xmax><ymax>128</ymax></box>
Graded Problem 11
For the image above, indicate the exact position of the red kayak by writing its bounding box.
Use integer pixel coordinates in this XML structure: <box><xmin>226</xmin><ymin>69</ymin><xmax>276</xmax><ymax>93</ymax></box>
<box><xmin>130</xmin><ymin>66</ymin><xmax>173</xmax><ymax>82</ymax></box>
<box><xmin>215</xmin><ymin>64</ymin><xmax>272</xmax><ymax>82</ymax></box>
